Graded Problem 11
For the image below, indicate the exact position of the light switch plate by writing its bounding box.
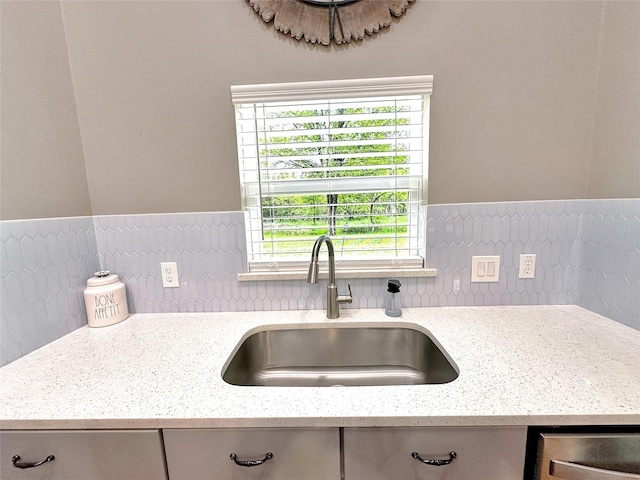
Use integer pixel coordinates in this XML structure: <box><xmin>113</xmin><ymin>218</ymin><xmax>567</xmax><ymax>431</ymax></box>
<box><xmin>471</xmin><ymin>255</ymin><xmax>500</xmax><ymax>282</ymax></box>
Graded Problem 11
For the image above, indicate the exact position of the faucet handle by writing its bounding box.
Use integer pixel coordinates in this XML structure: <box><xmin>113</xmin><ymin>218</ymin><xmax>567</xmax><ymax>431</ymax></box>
<box><xmin>337</xmin><ymin>282</ymin><xmax>353</xmax><ymax>305</ymax></box>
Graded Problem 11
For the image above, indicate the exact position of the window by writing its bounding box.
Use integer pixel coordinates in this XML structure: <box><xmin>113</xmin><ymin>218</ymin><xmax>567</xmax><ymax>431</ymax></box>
<box><xmin>232</xmin><ymin>76</ymin><xmax>432</xmax><ymax>273</ymax></box>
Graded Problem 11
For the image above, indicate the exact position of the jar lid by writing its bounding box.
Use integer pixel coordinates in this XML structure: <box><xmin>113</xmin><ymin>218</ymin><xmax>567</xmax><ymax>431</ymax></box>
<box><xmin>87</xmin><ymin>271</ymin><xmax>120</xmax><ymax>287</ymax></box>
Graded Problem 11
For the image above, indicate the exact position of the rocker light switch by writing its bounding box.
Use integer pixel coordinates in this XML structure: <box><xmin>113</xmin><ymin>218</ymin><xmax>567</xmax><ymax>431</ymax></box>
<box><xmin>477</xmin><ymin>262</ymin><xmax>486</xmax><ymax>277</ymax></box>
<box><xmin>487</xmin><ymin>261</ymin><xmax>496</xmax><ymax>277</ymax></box>
<box><xmin>471</xmin><ymin>256</ymin><xmax>500</xmax><ymax>282</ymax></box>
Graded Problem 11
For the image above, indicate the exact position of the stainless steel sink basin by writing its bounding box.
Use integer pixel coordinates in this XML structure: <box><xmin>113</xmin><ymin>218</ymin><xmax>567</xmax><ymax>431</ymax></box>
<box><xmin>222</xmin><ymin>324</ymin><xmax>458</xmax><ymax>387</ymax></box>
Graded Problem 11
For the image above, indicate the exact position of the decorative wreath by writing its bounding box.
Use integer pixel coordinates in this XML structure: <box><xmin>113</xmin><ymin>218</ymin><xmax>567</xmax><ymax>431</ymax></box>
<box><xmin>248</xmin><ymin>0</ymin><xmax>415</xmax><ymax>46</ymax></box>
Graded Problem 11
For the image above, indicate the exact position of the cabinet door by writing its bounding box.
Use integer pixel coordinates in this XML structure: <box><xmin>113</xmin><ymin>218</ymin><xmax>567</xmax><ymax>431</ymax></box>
<box><xmin>344</xmin><ymin>426</ymin><xmax>527</xmax><ymax>480</ymax></box>
<box><xmin>164</xmin><ymin>428</ymin><xmax>340</xmax><ymax>480</ymax></box>
<box><xmin>0</xmin><ymin>429</ymin><xmax>167</xmax><ymax>480</ymax></box>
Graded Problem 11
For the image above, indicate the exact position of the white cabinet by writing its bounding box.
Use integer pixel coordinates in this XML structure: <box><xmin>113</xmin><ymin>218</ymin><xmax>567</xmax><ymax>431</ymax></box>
<box><xmin>0</xmin><ymin>430</ymin><xmax>167</xmax><ymax>480</ymax></box>
<box><xmin>344</xmin><ymin>426</ymin><xmax>527</xmax><ymax>480</ymax></box>
<box><xmin>1</xmin><ymin>426</ymin><xmax>528</xmax><ymax>480</ymax></box>
<box><xmin>163</xmin><ymin>428</ymin><xmax>340</xmax><ymax>480</ymax></box>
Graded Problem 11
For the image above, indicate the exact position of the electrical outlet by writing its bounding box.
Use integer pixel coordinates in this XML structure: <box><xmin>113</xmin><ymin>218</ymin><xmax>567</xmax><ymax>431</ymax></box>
<box><xmin>471</xmin><ymin>255</ymin><xmax>500</xmax><ymax>282</ymax></box>
<box><xmin>161</xmin><ymin>262</ymin><xmax>180</xmax><ymax>287</ymax></box>
<box><xmin>519</xmin><ymin>254</ymin><xmax>536</xmax><ymax>279</ymax></box>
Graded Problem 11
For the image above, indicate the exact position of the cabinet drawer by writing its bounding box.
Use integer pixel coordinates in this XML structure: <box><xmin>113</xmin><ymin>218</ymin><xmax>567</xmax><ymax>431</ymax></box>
<box><xmin>0</xmin><ymin>429</ymin><xmax>167</xmax><ymax>480</ymax></box>
<box><xmin>344</xmin><ymin>426</ymin><xmax>527</xmax><ymax>480</ymax></box>
<box><xmin>164</xmin><ymin>428</ymin><xmax>340</xmax><ymax>480</ymax></box>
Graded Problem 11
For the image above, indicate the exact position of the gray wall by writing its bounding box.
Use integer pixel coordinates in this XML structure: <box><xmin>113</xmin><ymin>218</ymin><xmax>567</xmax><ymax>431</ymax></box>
<box><xmin>1</xmin><ymin>0</ymin><xmax>639</xmax><ymax>220</ymax></box>
<box><xmin>588</xmin><ymin>1</ymin><xmax>640</xmax><ymax>199</ymax></box>
<box><xmin>1</xmin><ymin>1</ymin><xmax>92</xmax><ymax>220</ymax></box>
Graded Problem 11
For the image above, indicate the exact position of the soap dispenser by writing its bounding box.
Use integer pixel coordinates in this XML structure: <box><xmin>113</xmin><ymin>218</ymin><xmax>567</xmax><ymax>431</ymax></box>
<box><xmin>385</xmin><ymin>279</ymin><xmax>402</xmax><ymax>317</ymax></box>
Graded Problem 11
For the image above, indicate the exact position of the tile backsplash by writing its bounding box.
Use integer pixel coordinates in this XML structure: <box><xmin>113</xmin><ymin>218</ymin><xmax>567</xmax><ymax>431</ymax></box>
<box><xmin>0</xmin><ymin>217</ymin><xmax>99</xmax><ymax>365</ymax></box>
<box><xmin>576</xmin><ymin>200</ymin><xmax>640</xmax><ymax>323</ymax></box>
<box><xmin>1</xmin><ymin>199</ymin><xmax>638</xmax><ymax>365</ymax></box>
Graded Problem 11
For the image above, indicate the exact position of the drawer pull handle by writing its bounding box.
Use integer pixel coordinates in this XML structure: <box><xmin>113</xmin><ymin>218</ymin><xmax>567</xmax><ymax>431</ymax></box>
<box><xmin>411</xmin><ymin>451</ymin><xmax>457</xmax><ymax>466</ymax></box>
<box><xmin>12</xmin><ymin>455</ymin><xmax>55</xmax><ymax>469</ymax></box>
<box><xmin>230</xmin><ymin>452</ymin><xmax>273</xmax><ymax>467</ymax></box>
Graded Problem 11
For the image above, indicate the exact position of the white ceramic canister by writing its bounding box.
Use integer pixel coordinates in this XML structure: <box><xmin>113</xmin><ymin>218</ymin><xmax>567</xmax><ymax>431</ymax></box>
<box><xmin>83</xmin><ymin>271</ymin><xmax>129</xmax><ymax>327</ymax></box>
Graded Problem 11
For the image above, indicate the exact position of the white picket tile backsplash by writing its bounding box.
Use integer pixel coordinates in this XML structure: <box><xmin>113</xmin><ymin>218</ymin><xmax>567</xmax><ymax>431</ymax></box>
<box><xmin>1</xmin><ymin>199</ymin><xmax>638</xmax><ymax>365</ymax></box>
<box><xmin>0</xmin><ymin>217</ymin><xmax>100</xmax><ymax>365</ymax></box>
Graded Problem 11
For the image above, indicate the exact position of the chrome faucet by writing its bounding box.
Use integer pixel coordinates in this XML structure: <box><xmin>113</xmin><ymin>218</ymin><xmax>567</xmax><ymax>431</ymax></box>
<box><xmin>307</xmin><ymin>235</ymin><xmax>353</xmax><ymax>319</ymax></box>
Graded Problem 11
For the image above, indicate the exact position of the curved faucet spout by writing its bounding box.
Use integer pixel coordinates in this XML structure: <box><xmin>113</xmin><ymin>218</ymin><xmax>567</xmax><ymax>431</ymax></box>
<box><xmin>307</xmin><ymin>235</ymin><xmax>352</xmax><ymax>319</ymax></box>
<box><xmin>307</xmin><ymin>235</ymin><xmax>335</xmax><ymax>285</ymax></box>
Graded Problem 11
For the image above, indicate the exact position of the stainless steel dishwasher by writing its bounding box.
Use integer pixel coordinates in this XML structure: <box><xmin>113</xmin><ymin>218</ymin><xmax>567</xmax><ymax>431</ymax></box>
<box><xmin>532</xmin><ymin>432</ymin><xmax>640</xmax><ymax>480</ymax></box>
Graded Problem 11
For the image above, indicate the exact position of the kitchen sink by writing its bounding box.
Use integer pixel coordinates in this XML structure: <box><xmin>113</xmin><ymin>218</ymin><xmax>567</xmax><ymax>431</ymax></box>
<box><xmin>221</xmin><ymin>324</ymin><xmax>458</xmax><ymax>387</ymax></box>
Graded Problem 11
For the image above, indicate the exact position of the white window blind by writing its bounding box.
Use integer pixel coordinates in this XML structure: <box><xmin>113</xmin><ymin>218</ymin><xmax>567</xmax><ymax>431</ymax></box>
<box><xmin>232</xmin><ymin>76</ymin><xmax>432</xmax><ymax>272</ymax></box>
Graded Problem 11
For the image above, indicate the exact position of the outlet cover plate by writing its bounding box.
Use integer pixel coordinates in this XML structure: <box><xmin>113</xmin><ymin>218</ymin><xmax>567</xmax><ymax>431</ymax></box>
<box><xmin>519</xmin><ymin>254</ymin><xmax>536</xmax><ymax>279</ymax></box>
<box><xmin>471</xmin><ymin>255</ymin><xmax>500</xmax><ymax>282</ymax></box>
<box><xmin>161</xmin><ymin>262</ymin><xmax>180</xmax><ymax>288</ymax></box>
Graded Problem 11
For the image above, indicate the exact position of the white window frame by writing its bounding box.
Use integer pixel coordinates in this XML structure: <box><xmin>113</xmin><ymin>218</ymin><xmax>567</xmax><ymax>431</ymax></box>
<box><xmin>231</xmin><ymin>75</ymin><xmax>433</xmax><ymax>274</ymax></box>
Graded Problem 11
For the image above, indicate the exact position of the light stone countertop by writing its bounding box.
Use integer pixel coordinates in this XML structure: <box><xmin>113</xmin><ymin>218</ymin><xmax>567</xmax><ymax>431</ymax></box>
<box><xmin>0</xmin><ymin>305</ymin><xmax>639</xmax><ymax>430</ymax></box>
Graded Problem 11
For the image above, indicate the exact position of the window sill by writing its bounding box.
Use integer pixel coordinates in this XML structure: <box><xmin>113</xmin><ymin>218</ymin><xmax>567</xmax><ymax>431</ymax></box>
<box><xmin>237</xmin><ymin>268</ymin><xmax>437</xmax><ymax>282</ymax></box>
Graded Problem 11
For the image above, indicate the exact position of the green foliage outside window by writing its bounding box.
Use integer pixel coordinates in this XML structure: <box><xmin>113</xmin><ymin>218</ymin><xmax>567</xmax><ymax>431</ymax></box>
<box><xmin>258</xmin><ymin>104</ymin><xmax>414</xmax><ymax>255</ymax></box>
